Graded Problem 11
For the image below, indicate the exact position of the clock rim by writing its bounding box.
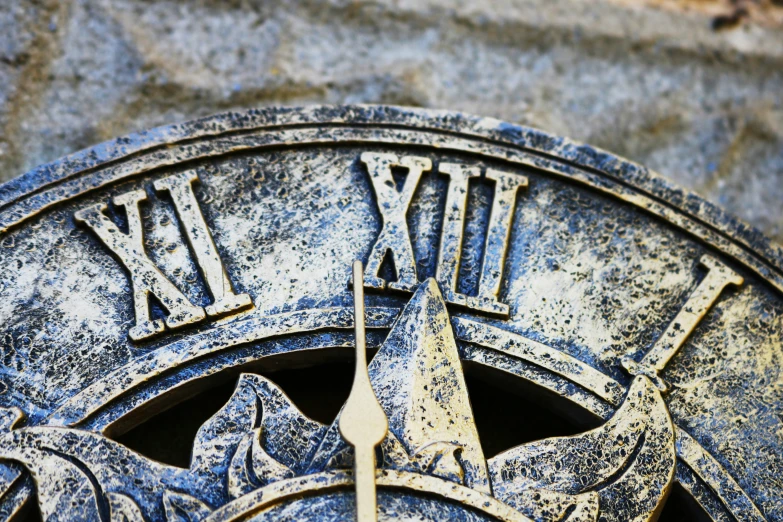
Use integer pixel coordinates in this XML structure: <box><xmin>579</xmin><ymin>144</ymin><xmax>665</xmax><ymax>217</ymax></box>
<box><xmin>0</xmin><ymin>104</ymin><xmax>780</xmax><ymax>284</ymax></box>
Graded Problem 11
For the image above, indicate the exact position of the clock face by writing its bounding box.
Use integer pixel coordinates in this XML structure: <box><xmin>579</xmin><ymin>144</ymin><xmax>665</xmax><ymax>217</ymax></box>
<box><xmin>0</xmin><ymin>106</ymin><xmax>780</xmax><ymax>522</ymax></box>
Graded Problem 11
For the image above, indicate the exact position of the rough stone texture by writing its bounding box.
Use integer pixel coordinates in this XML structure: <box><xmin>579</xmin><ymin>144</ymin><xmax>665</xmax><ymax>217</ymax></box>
<box><xmin>0</xmin><ymin>0</ymin><xmax>781</xmax><ymax>244</ymax></box>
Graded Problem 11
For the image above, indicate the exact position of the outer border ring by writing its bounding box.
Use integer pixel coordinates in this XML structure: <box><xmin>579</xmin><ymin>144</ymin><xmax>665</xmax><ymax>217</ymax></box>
<box><xmin>0</xmin><ymin>105</ymin><xmax>781</xmax><ymax>280</ymax></box>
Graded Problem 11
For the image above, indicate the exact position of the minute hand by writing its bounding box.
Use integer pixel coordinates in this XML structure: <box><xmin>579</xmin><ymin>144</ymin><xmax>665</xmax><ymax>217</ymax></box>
<box><xmin>340</xmin><ymin>261</ymin><xmax>389</xmax><ymax>522</ymax></box>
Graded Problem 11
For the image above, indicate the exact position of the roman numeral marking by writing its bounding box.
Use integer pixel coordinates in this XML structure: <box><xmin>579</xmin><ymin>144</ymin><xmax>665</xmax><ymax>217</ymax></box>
<box><xmin>622</xmin><ymin>255</ymin><xmax>743</xmax><ymax>391</ymax></box>
<box><xmin>437</xmin><ymin>165</ymin><xmax>527</xmax><ymax>315</ymax></box>
<box><xmin>75</xmin><ymin>172</ymin><xmax>252</xmax><ymax>342</ymax></box>
<box><xmin>478</xmin><ymin>169</ymin><xmax>528</xmax><ymax>307</ymax></box>
<box><xmin>436</xmin><ymin>163</ymin><xmax>482</xmax><ymax>307</ymax></box>
<box><xmin>154</xmin><ymin>173</ymin><xmax>252</xmax><ymax>318</ymax></box>
<box><xmin>362</xmin><ymin>152</ymin><xmax>527</xmax><ymax>316</ymax></box>
<box><xmin>362</xmin><ymin>152</ymin><xmax>431</xmax><ymax>292</ymax></box>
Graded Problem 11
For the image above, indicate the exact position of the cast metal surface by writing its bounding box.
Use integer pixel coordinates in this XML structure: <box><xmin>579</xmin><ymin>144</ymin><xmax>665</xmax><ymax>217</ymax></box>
<box><xmin>0</xmin><ymin>105</ymin><xmax>780</xmax><ymax>521</ymax></box>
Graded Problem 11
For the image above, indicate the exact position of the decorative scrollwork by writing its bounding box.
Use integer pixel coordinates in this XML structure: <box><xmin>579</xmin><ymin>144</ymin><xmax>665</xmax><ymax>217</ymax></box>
<box><xmin>0</xmin><ymin>280</ymin><xmax>676</xmax><ymax>521</ymax></box>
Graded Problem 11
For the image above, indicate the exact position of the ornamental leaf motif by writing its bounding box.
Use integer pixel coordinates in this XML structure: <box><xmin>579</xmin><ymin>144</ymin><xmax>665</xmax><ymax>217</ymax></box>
<box><xmin>107</xmin><ymin>492</ymin><xmax>144</xmax><ymax>522</ymax></box>
<box><xmin>227</xmin><ymin>428</ymin><xmax>294</xmax><ymax>499</ymax></box>
<box><xmin>162</xmin><ymin>491</ymin><xmax>211</xmax><ymax>522</ymax></box>
<box><xmin>0</xmin><ymin>282</ymin><xmax>678</xmax><ymax>522</ymax></box>
<box><xmin>488</xmin><ymin>376</ymin><xmax>676</xmax><ymax>522</ymax></box>
<box><xmin>0</xmin><ymin>374</ymin><xmax>323</xmax><ymax>522</ymax></box>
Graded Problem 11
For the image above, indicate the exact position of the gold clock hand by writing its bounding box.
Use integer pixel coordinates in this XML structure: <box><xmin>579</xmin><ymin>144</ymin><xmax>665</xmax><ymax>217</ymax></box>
<box><xmin>339</xmin><ymin>261</ymin><xmax>389</xmax><ymax>522</ymax></box>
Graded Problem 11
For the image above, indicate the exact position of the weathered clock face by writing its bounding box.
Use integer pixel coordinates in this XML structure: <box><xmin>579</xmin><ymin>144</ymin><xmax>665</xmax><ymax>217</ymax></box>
<box><xmin>0</xmin><ymin>106</ymin><xmax>780</xmax><ymax>522</ymax></box>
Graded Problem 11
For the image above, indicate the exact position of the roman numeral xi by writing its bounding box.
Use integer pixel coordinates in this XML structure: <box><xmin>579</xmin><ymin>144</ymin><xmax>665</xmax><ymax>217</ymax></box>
<box><xmin>75</xmin><ymin>172</ymin><xmax>252</xmax><ymax>341</ymax></box>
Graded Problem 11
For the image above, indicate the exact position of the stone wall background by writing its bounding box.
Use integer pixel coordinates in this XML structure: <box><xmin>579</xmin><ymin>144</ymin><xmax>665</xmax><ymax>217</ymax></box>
<box><xmin>1</xmin><ymin>0</ymin><xmax>781</xmax><ymax>243</ymax></box>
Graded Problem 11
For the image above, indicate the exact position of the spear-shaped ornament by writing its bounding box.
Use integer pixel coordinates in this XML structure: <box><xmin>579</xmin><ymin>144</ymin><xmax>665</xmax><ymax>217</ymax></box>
<box><xmin>340</xmin><ymin>261</ymin><xmax>389</xmax><ymax>522</ymax></box>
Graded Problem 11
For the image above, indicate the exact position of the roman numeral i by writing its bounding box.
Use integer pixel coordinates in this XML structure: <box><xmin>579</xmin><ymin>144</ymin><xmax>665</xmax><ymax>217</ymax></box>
<box><xmin>75</xmin><ymin>172</ymin><xmax>252</xmax><ymax>341</ymax></box>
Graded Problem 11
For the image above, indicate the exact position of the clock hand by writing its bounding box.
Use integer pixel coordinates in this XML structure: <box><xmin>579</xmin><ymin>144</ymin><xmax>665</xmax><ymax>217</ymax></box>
<box><xmin>340</xmin><ymin>261</ymin><xmax>389</xmax><ymax>522</ymax></box>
